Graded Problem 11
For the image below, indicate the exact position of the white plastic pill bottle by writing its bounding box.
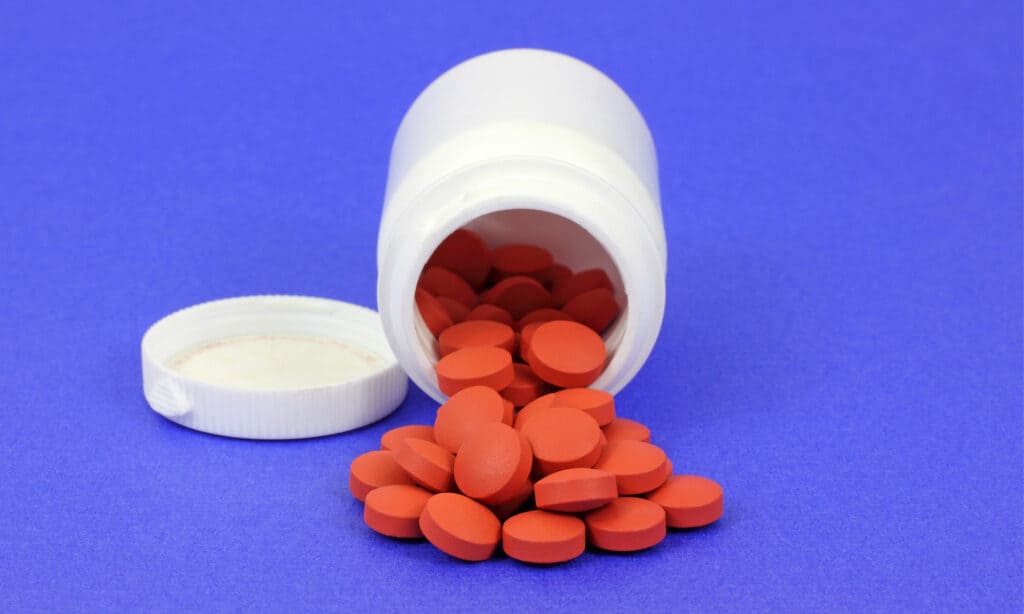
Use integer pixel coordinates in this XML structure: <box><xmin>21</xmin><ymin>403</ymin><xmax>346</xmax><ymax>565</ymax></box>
<box><xmin>377</xmin><ymin>49</ymin><xmax>667</xmax><ymax>402</ymax></box>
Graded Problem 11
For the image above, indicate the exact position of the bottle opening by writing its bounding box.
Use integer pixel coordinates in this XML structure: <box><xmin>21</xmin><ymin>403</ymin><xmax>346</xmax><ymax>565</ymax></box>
<box><xmin>412</xmin><ymin>208</ymin><xmax>628</xmax><ymax>367</ymax></box>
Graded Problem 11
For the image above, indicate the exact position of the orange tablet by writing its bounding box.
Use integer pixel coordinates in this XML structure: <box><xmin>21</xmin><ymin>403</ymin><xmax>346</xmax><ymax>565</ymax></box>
<box><xmin>503</xmin><ymin>510</ymin><xmax>586</xmax><ymax>564</ymax></box>
<box><xmin>433</xmin><ymin>385</ymin><xmax>506</xmax><ymax>453</ymax></box>
<box><xmin>534</xmin><ymin>467</ymin><xmax>618</xmax><ymax>513</ymax></box>
<box><xmin>419</xmin><ymin>493</ymin><xmax>501</xmax><ymax>561</ymax></box>
<box><xmin>646</xmin><ymin>475</ymin><xmax>724</xmax><ymax>528</ymax></box>
<box><xmin>520</xmin><ymin>406</ymin><xmax>603</xmax><ymax>476</ymax></box>
<box><xmin>585</xmin><ymin>497</ymin><xmax>666</xmax><ymax>552</ymax></box>
<box><xmin>454</xmin><ymin>423</ymin><xmax>533</xmax><ymax>505</ymax></box>
<box><xmin>364</xmin><ymin>484</ymin><xmax>433</xmax><ymax>539</ymax></box>
<box><xmin>426</xmin><ymin>228</ymin><xmax>491</xmax><ymax>289</ymax></box>
<box><xmin>526</xmin><ymin>320</ymin><xmax>606</xmax><ymax>388</ymax></box>
<box><xmin>349</xmin><ymin>450</ymin><xmax>414</xmax><ymax>501</ymax></box>
<box><xmin>435</xmin><ymin>346</ymin><xmax>515</xmax><ymax>395</ymax></box>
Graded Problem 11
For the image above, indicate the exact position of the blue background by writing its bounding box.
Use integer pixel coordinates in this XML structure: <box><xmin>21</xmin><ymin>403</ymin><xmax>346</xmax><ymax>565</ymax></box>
<box><xmin>1</xmin><ymin>1</ymin><xmax>1021</xmax><ymax>611</ymax></box>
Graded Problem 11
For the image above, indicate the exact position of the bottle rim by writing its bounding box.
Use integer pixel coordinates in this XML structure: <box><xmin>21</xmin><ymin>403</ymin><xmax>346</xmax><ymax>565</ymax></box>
<box><xmin>377</xmin><ymin>157</ymin><xmax>666</xmax><ymax>402</ymax></box>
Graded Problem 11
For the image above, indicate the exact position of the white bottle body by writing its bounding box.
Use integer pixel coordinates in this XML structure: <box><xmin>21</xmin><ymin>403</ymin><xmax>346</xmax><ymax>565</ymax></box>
<box><xmin>377</xmin><ymin>49</ymin><xmax>667</xmax><ymax>402</ymax></box>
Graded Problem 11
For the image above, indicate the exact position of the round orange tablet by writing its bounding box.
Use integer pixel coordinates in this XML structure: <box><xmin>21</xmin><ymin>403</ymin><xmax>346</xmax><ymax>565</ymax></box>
<box><xmin>534</xmin><ymin>467</ymin><xmax>618</xmax><ymax>513</ymax></box>
<box><xmin>484</xmin><ymin>275</ymin><xmax>552</xmax><ymax>320</ymax></box>
<box><xmin>394</xmin><ymin>438</ymin><xmax>454</xmax><ymax>493</ymax></box>
<box><xmin>420</xmin><ymin>266</ymin><xmax>480</xmax><ymax>309</ymax></box>
<box><xmin>526</xmin><ymin>320</ymin><xmax>606</xmax><ymax>388</ymax></box>
<box><xmin>415</xmin><ymin>288</ymin><xmax>454</xmax><ymax>339</ymax></box>
<box><xmin>602</xmin><ymin>417</ymin><xmax>651</xmax><ymax>443</ymax></box>
<box><xmin>380</xmin><ymin>424</ymin><xmax>434</xmax><ymax>451</ymax></box>
<box><xmin>419</xmin><ymin>492</ymin><xmax>501</xmax><ymax>561</ymax></box>
<box><xmin>464</xmin><ymin>303</ymin><xmax>514</xmax><ymax>326</ymax></box>
<box><xmin>562</xmin><ymin>287</ymin><xmax>620</xmax><ymax>333</ymax></box>
<box><xmin>363</xmin><ymin>484</ymin><xmax>433</xmax><ymax>539</ymax></box>
<box><xmin>593</xmin><ymin>440</ymin><xmax>668</xmax><ymax>495</ymax></box>
<box><xmin>502</xmin><ymin>510</ymin><xmax>586</xmax><ymax>564</ymax></box>
<box><xmin>646</xmin><ymin>475</ymin><xmax>724</xmax><ymax>528</ymax></box>
<box><xmin>436</xmin><ymin>296</ymin><xmax>469</xmax><ymax>323</ymax></box>
<box><xmin>437</xmin><ymin>320</ymin><xmax>515</xmax><ymax>357</ymax></box>
<box><xmin>433</xmin><ymin>385</ymin><xmax>506</xmax><ymax>453</ymax></box>
<box><xmin>426</xmin><ymin>228</ymin><xmax>491</xmax><ymax>289</ymax></box>
<box><xmin>552</xmin><ymin>268</ymin><xmax>613</xmax><ymax>307</ymax></box>
<box><xmin>585</xmin><ymin>497</ymin><xmax>666</xmax><ymax>552</ymax></box>
<box><xmin>516</xmin><ymin>308</ymin><xmax>573</xmax><ymax>331</ymax></box>
<box><xmin>513</xmin><ymin>392</ymin><xmax>558</xmax><ymax>430</ymax></box>
<box><xmin>349</xmin><ymin>450</ymin><xmax>415</xmax><ymax>502</ymax></box>
<box><xmin>490</xmin><ymin>244</ymin><xmax>554</xmax><ymax>282</ymax></box>
<box><xmin>435</xmin><ymin>346</ymin><xmax>515</xmax><ymax>395</ymax></box>
<box><xmin>502</xmin><ymin>363</ymin><xmax>547</xmax><ymax>407</ymax></box>
<box><xmin>520</xmin><ymin>406</ymin><xmax>603</xmax><ymax>476</ymax></box>
<box><xmin>454</xmin><ymin>423</ymin><xmax>533</xmax><ymax>505</ymax></box>
<box><xmin>554</xmin><ymin>388</ymin><xmax>615</xmax><ymax>426</ymax></box>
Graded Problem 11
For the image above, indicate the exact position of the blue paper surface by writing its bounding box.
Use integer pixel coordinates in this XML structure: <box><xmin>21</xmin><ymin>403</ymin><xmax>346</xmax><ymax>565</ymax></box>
<box><xmin>1</xmin><ymin>2</ymin><xmax>1021</xmax><ymax>611</ymax></box>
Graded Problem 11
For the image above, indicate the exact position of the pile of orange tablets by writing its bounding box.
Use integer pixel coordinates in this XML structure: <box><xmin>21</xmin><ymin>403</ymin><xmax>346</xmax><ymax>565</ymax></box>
<box><xmin>348</xmin><ymin>228</ymin><xmax>723</xmax><ymax>563</ymax></box>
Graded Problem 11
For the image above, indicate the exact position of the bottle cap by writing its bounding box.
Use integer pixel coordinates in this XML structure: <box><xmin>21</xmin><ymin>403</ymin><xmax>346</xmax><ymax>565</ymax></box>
<box><xmin>141</xmin><ymin>295</ymin><xmax>408</xmax><ymax>439</ymax></box>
